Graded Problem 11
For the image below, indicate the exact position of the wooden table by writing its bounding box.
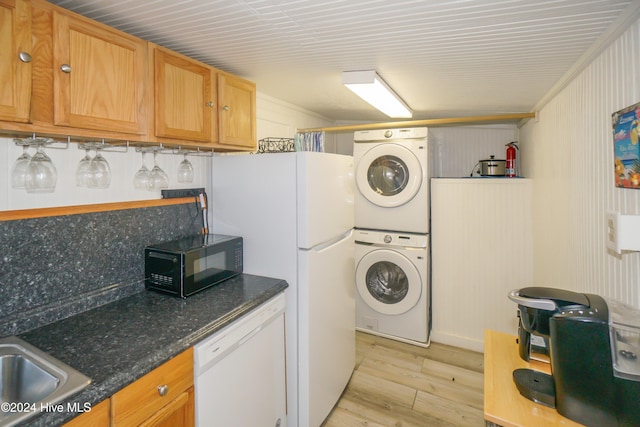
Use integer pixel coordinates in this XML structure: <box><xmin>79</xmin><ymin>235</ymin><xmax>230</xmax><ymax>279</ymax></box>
<box><xmin>484</xmin><ymin>330</ymin><xmax>584</xmax><ymax>427</ymax></box>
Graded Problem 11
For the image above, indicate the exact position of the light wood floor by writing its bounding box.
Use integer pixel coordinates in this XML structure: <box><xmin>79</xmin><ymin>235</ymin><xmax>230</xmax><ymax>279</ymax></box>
<box><xmin>322</xmin><ymin>332</ymin><xmax>485</xmax><ymax>427</ymax></box>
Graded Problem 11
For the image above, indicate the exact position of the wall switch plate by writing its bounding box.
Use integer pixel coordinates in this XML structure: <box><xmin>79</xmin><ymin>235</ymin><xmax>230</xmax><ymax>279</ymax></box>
<box><xmin>607</xmin><ymin>210</ymin><xmax>640</xmax><ymax>254</ymax></box>
<box><xmin>607</xmin><ymin>211</ymin><xmax>621</xmax><ymax>253</ymax></box>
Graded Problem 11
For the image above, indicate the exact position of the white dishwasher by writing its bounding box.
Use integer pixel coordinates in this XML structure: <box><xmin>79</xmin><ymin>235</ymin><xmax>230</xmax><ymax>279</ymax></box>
<box><xmin>194</xmin><ymin>293</ymin><xmax>287</xmax><ymax>427</ymax></box>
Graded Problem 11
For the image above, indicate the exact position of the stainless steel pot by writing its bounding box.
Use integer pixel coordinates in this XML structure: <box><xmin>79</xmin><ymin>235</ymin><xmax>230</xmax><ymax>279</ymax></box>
<box><xmin>479</xmin><ymin>156</ymin><xmax>506</xmax><ymax>176</ymax></box>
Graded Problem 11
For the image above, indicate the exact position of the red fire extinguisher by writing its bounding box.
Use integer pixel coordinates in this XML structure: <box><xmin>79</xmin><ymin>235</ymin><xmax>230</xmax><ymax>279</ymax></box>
<box><xmin>506</xmin><ymin>141</ymin><xmax>518</xmax><ymax>177</ymax></box>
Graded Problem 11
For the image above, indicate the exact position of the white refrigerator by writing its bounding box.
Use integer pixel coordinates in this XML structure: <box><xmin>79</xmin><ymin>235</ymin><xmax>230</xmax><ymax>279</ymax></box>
<box><xmin>211</xmin><ymin>152</ymin><xmax>355</xmax><ymax>427</ymax></box>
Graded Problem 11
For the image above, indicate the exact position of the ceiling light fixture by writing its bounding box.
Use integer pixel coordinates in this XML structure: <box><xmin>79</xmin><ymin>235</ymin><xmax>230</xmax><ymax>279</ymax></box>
<box><xmin>342</xmin><ymin>70</ymin><xmax>412</xmax><ymax>118</ymax></box>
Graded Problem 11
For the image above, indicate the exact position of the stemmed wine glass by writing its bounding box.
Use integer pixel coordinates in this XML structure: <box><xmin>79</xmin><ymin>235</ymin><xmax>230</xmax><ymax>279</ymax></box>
<box><xmin>76</xmin><ymin>148</ymin><xmax>92</xmax><ymax>187</ymax></box>
<box><xmin>10</xmin><ymin>144</ymin><xmax>32</xmax><ymax>189</ymax></box>
<box><xmin>177</xmin><ymin>153</ymin><xmax>194</xmax><ymax>183</ymax></box>
<box><xmin>133</xmin><ymin>151</ymin><xmax>151</xmax><ymax>190</ymax></box>
<box><xmin>25</xmin><ymin>144</ymin><xmax>57</xmax><ymax>193</ymax></box>
<box><xmin>148</xmin><ymin>151</ymin><xmax>169</xmax><ymax>190</ymax></box>
<box><xmin>87</xmin><ymin>148</ymin><xmax>111</xmax><ymax>189</ymax></box>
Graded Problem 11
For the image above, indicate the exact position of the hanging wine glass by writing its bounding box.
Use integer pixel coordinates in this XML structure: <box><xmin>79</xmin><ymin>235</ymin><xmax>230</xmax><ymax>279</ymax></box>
<box><xmin>25</xmin><ymin>144</ymin><xmax>57</xmax><ymax>193</ymax></box>
<box><xmin>87</xmin><ymin>148</ymin><xmax>111</xmax><ymax>189</ymax></box>
<box><xmin>10</xmin><ymin>144</ymin><xmax>32</xmax><ymax>189</ymax></box>
<box><xmin>75</xmin><ymin>148</ymin><xmax>92</xmax><ymax>187</ymax></box>
<box><xmin>148</xmin><ymin>150</ymin><xmax>169</xmax><ymax>190</ymax></box>
<box><xmin>177</xmin><ymin>153</ymin><xmax>194</xmax><ymax>183</ymax></box>
<box><xmin>133</xmin><ymin>151</ymin><xmax>151</xmax><ymax>190</ymax></box>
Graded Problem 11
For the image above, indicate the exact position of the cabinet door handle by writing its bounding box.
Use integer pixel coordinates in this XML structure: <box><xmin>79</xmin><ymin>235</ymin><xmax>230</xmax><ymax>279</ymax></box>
<box><xmin>19</xmin><ymin>52</ymin><xmax>32</xmax><ymax>63</ymax></box>
<box><xmin>206</xmin><ymin>101</ymin><xmax>214</xmax><ymax>107</ymax></box>
<box><xmin>60</xmin><ymin>64</ymin><xmax>72</xmax><ymax>73</ymax></box>
<box><xmin>157</xmin><ymin>384</ymin><xmax>169</xmax><ymax>396</ymax></box>
<box><xmin>222</xmin><ymin>105</ymin><xmax>230</xmax><ymax>111</ymax></box>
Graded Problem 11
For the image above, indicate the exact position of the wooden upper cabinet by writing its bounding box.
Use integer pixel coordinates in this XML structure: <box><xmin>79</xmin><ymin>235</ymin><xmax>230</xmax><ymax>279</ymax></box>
<box><xmin>153</xmin><ymin>46</ymin><xmax>217</xmax><ymax>143</ymax></box>
<box><xmin>52</xmin><ymin>9</ymin><xmax>147</xmax><ymax>134</ymax></box>
<box><xmin>0</xmin><ymin>0</ymin><xmax>32</xmax><ymax>122</ymax></box>
<box><xmin>152</xmin><ymin>47</ymin><xmax>256</xmax><ymax>150</ymax></box>
<box><xmin>0</xmin><ymin>0</ymin><xmax>254</xmax><ymax>151</ymax></box>
<box><xmin>218</xmin><ymin>73</ymin><xmax>256</xmax><ymax>149</ymax></box>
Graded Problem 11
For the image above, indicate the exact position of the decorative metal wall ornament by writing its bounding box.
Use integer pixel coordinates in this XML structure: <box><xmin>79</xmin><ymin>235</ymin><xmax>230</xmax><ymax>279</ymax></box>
<box><xmin>256</xmin><ymin>138</ymin><xmax>295</xmax><ymax>153</ymax></box>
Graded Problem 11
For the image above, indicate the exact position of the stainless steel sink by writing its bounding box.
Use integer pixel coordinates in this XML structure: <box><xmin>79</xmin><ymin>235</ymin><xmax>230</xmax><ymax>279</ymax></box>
<box><xmin>0</xmin><ymin>336</ymin><xmax>91</xmax><ymax>427</ymax></box>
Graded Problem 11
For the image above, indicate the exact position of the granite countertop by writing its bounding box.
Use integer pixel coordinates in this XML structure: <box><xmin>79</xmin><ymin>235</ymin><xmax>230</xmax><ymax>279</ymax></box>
<box><xmin>14</xmin><ymin>273</ymin><xmax>288</xmax><ymax>426</ymax></box>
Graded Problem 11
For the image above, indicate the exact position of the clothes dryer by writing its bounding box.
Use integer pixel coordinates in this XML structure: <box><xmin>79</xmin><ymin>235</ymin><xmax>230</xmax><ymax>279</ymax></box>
<box><xmin>353</xmin><ymin>128</ymin><xmax>429</xmax><ymax>233</ymax></box>
<box><xmin>355</xmin><ymin>229</ymin><xmax>430</xmax><ymax>345</ymax></box>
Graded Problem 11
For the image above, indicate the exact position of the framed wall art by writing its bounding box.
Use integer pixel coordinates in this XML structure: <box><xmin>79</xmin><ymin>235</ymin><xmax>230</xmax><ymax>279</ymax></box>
<box><xmin>613</xmin><ymin>102</ymin><xmax>640</xmax><ymax>188</ymax></box>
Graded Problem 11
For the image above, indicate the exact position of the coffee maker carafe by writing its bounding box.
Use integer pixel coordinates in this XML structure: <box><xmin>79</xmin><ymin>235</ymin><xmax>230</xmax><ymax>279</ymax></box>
<box><xmin>509</xmin><ymin>287</ymin><xmax>640</xmax><ymax>427</ymax></box>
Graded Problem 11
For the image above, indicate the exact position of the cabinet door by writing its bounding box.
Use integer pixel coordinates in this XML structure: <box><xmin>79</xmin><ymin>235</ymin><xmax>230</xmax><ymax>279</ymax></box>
<box><xmin>62</xmin><ymin>399</ymin><xmax>109</xmax><ymax>427</ymax></box>
<box><xmin>0</xmin><ymin>0</ymin><xmax>31</xmax><ymax>122</ymax></box>
<box><xmin>139</xmin><ymin>388</ymin><xmax>194</xmax><ymax>427</ymax></box>
<box><xmin>218</xmin><ymin>73</ymin><xmax>256</xmax><ymax>149</ymax></box>
<box><xmin>52</xmin><ymin>10</ymin><xmax>147</xmax><ymax>134</ymax></box>
<box><xmin>111</xmin><ymin>348</ymin><xmax>193</xmax><ymax>427</ymax></box>
<box><xmin>153</xmin><ymin>47</ymin><xmax>216</xmax><ymax>143</ymax></box>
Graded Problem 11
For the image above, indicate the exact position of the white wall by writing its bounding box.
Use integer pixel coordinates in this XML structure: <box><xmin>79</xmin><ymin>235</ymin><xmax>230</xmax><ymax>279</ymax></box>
<box><xmin>430</xmin><ymin>126</ymin><xmax>519</xmax><ymax>178</ymax></box>
<box><xmin>256</xmin><ymin>92</ymin><xmax>338</xmax><ymax>153</ymax></box>
<box><xmin>431</xmin><ymin>179</ymin><xmax>533</xmax><ymax>352</ymax></box>
<box><xmin>520</xmin><ymin>17</ymin><xmax>640</xmax><ymax>307</ymax></box>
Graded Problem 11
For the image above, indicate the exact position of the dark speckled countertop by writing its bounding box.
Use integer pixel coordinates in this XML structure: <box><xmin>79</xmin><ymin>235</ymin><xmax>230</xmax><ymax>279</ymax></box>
<box><xmin>14</xmin><ymin>274</ymin><xmax>288</xmax><ymax>427</ymax></box>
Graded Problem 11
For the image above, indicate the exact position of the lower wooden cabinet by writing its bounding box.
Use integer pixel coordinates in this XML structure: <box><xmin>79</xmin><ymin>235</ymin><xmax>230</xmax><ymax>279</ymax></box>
<box><xmin>138</xmin><ymin>387</ymin><xmax>194</xmax><ymax>427</ymax></box>
<box><xmin>61</xmin><ymin>348</ymin><xmax>194</xmax><ymax>427</ymax></box>
<box><xmin>111</xmin><ymin>348</ymin><xmax>194</xmax><ymax>427</ymax></box>
<box><xmin>62</xmin><ymin>398</ymin><xmax>109</xmax><ymax>427</ymax></box>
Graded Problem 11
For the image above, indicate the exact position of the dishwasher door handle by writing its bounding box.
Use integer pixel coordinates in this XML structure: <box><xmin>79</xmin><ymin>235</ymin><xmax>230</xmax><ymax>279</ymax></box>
<box><xmin>207</xmin><ymin>346</ymin><xmax>221</xmax><ymax>356</ymax></box>
<box><xmin>238</xmin><ymin>325</ymin><xmax>262</xmax><ymax>346</ymax></box>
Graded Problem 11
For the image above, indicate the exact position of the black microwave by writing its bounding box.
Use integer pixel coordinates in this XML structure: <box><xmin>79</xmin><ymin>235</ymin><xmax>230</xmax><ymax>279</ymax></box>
<box><xmin>144</xmin><ymin>234</ymin><xmax>243</xmax><ymax>298</ymax></box>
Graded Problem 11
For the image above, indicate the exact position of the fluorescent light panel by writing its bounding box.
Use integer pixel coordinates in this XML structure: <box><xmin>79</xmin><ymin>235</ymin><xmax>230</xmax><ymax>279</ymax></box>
<box><xmin>342</xmin><ymin>70</ymin><xmax>412</xmax><ymax>118</ymax></box>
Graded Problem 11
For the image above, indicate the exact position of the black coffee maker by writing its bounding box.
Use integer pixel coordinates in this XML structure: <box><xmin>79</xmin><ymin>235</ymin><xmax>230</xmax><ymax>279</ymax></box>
<box><xmin>510</xmin><ymin>287</ymin><xmax>588</xmax><ymax>363</ymax></box>
<box><xmin>509</xmin><ymin>287</ymin><xmax>640</xmax><ymax>427</ymax></box>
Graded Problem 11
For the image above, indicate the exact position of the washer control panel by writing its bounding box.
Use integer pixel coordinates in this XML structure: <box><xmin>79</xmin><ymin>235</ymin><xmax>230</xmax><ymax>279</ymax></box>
<box><xmin>354</xmin><ymin>229</ymin><xmax>428</xmax><ymax>248</ymax></box>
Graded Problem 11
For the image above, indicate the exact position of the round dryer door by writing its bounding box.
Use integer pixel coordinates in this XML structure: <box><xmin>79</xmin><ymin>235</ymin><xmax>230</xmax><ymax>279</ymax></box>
<box><xmin>356</xmin><ymin>249</ymin><xmax>422</xmax><ymax>315</ymax></box>
<box><xmin>356</xmin><ymin>143</ymin><xmax>422</xmax><ymax>208</ymax></box>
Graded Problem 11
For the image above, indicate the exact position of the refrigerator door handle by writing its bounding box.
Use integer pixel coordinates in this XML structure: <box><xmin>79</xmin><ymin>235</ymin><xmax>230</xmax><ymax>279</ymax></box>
<box><xmin>300</xmin><ymin>229</ymin><xmax>353</xmax><ymax>252</ymax></box>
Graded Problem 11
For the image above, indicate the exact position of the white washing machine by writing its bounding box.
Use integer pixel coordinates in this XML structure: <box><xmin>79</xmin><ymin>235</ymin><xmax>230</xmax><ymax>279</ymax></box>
<box><xmin>353</xmin><ymin>127</ymin><xmax>429</xmax><ymax>234</ymax></box>
<box><xmin>355</xmin><ymin>229</ymin><xmax>430</xmax><ymax>345</ymax></box>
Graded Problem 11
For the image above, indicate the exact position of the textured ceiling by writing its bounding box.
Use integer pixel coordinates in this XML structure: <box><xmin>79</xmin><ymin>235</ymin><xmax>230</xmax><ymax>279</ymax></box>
<box><xmin>49</xmin><ymin>0</ymin><xmax>638</xmax><ymax>122</ymax></box>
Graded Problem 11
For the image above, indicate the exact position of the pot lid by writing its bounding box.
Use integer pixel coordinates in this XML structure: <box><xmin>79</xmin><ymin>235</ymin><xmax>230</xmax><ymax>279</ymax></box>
<box><xmin>480</xmin><ymin>155</ymin><xmax>505</xmax><ymax>162</ymax></box>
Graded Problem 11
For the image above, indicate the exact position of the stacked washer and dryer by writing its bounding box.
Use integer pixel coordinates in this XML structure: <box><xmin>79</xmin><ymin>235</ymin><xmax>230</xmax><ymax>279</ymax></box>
<box><xmin>353</xmin><ymin>128</ymin><xmax>431</xmax><ymax>346</ymax></box>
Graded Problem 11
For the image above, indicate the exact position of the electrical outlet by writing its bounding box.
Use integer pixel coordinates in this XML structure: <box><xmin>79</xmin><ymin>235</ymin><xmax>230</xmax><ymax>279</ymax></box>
<box><xmin>606</xmin><ymin>210</ymin><xmax>640</xmax><ymax>254</ymax></box>
<box><xmin>606</xmin><ymin>211</ymin><xmax>621</xmax><ymax>253</ymax></box>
